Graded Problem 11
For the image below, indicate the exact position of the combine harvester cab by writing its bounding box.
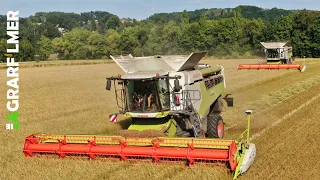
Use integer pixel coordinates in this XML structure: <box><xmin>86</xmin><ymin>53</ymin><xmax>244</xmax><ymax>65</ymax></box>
<box><xmin>23</xmin><ymin>52</ymin><xmax>256</xmax><ymax>179</ymax></box>
<box><xmin>238</xmin><ymin>42</ymin><xmax>306</xmax><ymax>72</ymax></box>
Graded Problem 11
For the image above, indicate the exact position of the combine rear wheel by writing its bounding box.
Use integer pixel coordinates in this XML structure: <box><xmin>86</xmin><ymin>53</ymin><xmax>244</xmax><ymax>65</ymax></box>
<box><xmin>207</xmin><ymin>112</ymin><xmax>224</xmax><ymax>138</ymax></box>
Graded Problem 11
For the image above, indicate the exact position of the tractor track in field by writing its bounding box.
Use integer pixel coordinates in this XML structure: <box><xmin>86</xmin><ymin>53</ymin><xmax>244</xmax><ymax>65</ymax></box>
<box><xmin>226</xmin><ymin>82</ymin><xmax>320</xmax><ymax>140</ymax></box>
<box><xmin>225</xmin><ymin>73</ymin><xmax>320</xmax><ymax>131</ymax></box>
<box><xmin>244</xmin><ymin>93</ymin><xmax>320</xmax><ymax>179</ymax></box>
<box><xmin>228</xmin><ymin>63</ymin><xmax>320</xmax><ymax>104</ymax></box>
<box><xmin>250</xmin><ymin>92</ymin><xmax>320</xmax><ymax>141</ymax></box>
<box><xmin>223</xmin><ymin>63</ymin><xmax>320</xmax><ymax>128</ymax></box>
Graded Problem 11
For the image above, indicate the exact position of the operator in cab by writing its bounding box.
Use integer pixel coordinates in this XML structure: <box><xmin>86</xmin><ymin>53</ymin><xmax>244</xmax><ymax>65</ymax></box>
<box><xmin>133</xmin><ymin>82</ymin><xmax>153</xmax><ymax>111</ymax></box>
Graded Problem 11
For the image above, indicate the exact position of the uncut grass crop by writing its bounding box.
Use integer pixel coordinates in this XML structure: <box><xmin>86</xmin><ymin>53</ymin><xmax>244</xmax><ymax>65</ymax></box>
<box><xmin>0</xmin><ymin>59</ymin><xmax>319</xmax><ymax>180</ymax></box>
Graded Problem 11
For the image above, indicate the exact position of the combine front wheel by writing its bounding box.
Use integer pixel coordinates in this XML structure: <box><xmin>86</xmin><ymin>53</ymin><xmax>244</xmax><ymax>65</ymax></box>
<box><xmin>207</xmin><ymin>113</ymin><xmax>224</xmax><ymax>138</ymax></box>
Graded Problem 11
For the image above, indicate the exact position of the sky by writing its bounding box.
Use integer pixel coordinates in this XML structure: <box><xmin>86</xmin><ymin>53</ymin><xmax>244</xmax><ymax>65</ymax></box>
<box><xmin>2</xmin><ymin>0</ymin><xmax>320</xmax><ymax>20</ymax></box>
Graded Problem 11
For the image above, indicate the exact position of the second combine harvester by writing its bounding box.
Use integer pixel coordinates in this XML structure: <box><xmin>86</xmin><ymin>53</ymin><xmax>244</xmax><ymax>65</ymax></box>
<box><xmin>23</xmin><ymin>52</ymin><xmax>256</xmax><ymax>179</ymax></box>
<box><xmin>238</xmin><ymin>42</ymin><xmax>306</xmax><ymax>72</ymax></box>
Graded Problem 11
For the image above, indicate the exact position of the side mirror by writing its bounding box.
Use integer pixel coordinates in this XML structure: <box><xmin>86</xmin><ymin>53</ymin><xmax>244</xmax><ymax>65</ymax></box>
<box><xmin>174</xmin><ymin>79</ymin><xmax>182</xmax><ymax>92</ymax></box>
<box><xmin>106</xmin><ymin>80</ymin><xmax>111</xmax><ymax>90</ymax></box>
<box><xmin>223</xmin><ymin>94</ymin><xmax>233</xmax><ymax>107</ymax></box>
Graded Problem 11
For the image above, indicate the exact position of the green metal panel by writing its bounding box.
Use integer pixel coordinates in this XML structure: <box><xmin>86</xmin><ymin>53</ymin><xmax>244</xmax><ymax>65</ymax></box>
<box><xmin>125</xmin><ymin>111</ymin><xmax>169</xmax><ymax>118</ymax></box>
<box><xmin>233</xmin><ymin>143</ymin><xmax>246</xmax><ymax>180</ymax></box>
<box><xmin>155</xmin><ymin>111</ymin><xmax>170</xmax><ymax>118</ymax></box>
<box><xmin>166</xmin><ymin>119</ymin><xmax>177</xmax><ymax>137</ymax></box>
<box><xmin>124</xmin><ymin>112</ymin><xmax>131</xmax><ymax>118</ymax></box>
<box><xmin>199</xmin><ymin>66</ymin><xmax>222</xmax><ymax>75</ymax></box>
<box><xmin>127</xmin><ymin>118</ymin><xmax>177</xmax><ymax>137</ymax></box>
<box><xmin>197</xmin><ymin>82</ymin><xmax>225</xmax><ymax>116</ymax></box>
<box><xmin>266</xmin><ymin>59</ymin><xmax>281</xmax><ymax>64</ymax></box>
<box><xmin>128</xmin><ymin>118</ymin><xmax>170</xmax><ymax>131</ymax></box>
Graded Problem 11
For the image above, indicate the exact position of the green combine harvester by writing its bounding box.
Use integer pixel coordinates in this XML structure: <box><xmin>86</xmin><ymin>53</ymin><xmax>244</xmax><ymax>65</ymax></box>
<box><xmin>261</xmin><ymin>42</ymin><xmax>294</xmax><ymax>64</ymax></box>
<box><xmin>238</xmin><ymin>42</ymin><xmax>306</xmax><ymax>72</ymax></box>
<box><xmin>23</xmin><ymin>52</ymin><xmax>256</xmax><ymax>180</ymax></box>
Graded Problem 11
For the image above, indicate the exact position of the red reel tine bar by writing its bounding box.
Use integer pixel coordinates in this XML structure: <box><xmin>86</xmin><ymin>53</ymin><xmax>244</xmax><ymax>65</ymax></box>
<box><xmin>237</xmin><ymin>64</ymin><xmax>304</xmax><ymax>72</ymax></box>
<box><xmin>23</xmin><ymin>134</ymin><xmax>238</xmax><ymax>171</ymax></box>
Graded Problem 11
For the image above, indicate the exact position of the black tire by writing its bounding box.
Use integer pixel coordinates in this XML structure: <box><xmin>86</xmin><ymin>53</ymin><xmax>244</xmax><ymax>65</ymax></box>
<box><xmin>207</xmin><ymin>112</ymin><xmax>224</xmax><ymax>138</ymax></box>
<box><xmin>176</xmin><ymin>124</ymin><xmax>191</xmax><ymax>137</ymax></box>
<box><xmin>175</xmin><ymin>118</ymin><xmax>191</xmax><ymax>137</ymax></box>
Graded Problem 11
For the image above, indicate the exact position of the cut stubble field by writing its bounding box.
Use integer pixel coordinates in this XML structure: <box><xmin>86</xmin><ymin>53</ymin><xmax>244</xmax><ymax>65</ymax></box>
<box><xmin>0</xmin><ymin>58</ymin><xmax>319</xmax><ymax>180</ymax></box>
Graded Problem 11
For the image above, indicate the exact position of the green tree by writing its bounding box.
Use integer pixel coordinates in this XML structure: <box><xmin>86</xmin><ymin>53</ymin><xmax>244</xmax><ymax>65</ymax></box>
<box><xmin>199</xmin><ymin>12</ymin><xmax>207</xmax><ymax>27</ymax></box>
<box><xmin>243</xmin><ymin>19</ymin><xmax>264</xmax><ymax>49</ymax></box>
<box><xmin>134</xmin><ymin>27</ymin><xmax>149</xmax><ymax>56</ymax></box>
<box><xmin>39</xmin><ymin>22</ymin><xmax>61</xmax><ymax>39</ymax></box>
<box><xmin>52</xmin><ymin>28</ymin><xmax>90</xmax><ymax>59</ymax></box>
<box><xmin>179</xmin><ymin>22</ymin><xmax>202</xmax><ymax>51</ymax></box>
<box><xmin>182</xmin><ymin>10</ymin><xmax>189</xmax><ymax>26</ymax></box>
<box><xmin>105</xmin><ymin>15</ymin><xmax>121</xmax><ymax>30</ymax></box>
<box><xmin>17</xmin><ymin>39</ymin><xmax>35</xmax><ymax>61</ymax></box>
<box><xmin>0</xmin><ymin>15</ymin><xmax>7</xmax><ymax>39</ymax></box>
<box><xmin>117</xmin><ymin>27</ymin><xmax>138</xmax><ymax>54</ymax></box>
<box><xmin>52</xmin><ymin>37</ymin><xmax>72</xmax><ymax>59</ymax></box>
<box><xmin>290</xmin><ymin>10</ymin><xmax>320</xmax><ymax>57</ymax></box>
<box><xmin>162</xmin><ymin>21</ymin><xmax>182</xmax><ymax>54</ymax></box>
<box><xmin>88</xmin><ymin>32</ymin><xmax>108</xmax><ymax>58</ymax></box>
<box><xmin>36</xmin><ymin>36</ymin><xmax>53</xmax><ymax>60</ymax></box>
<box><xmin>233</xmin><ymin>6</ymin><xmax>242</xmax><ymax>18</ymax></box>
<box><xmin>91</xmin><ymin>19</ymin><xmax>97</xmax><ymax>31</ymax></box>
<box><xmin>310</xmin><ymin>17</ymin><xmax>320</xmax><ymax>57</ymax></box>
<box><xmin>4</xmin><ymin>7</ymin><xmax>320</xmax><ymax>60</ymax></box>
<box><xmin>105</xmin><ymin>29</ymin><xmax>121</xmax><ymax>56</ymax></box>
<box><xmin>202</xmin><ymin>20</ymin><xmax>220</xmax><ymax>55</ymax></box>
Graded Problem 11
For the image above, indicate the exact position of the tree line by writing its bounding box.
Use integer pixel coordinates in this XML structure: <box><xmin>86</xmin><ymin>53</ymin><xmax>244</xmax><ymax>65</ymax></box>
<box><xmin>0</xmin><ymin>6</ymin><xmax>320</xmax><ymax>61</ymax></box>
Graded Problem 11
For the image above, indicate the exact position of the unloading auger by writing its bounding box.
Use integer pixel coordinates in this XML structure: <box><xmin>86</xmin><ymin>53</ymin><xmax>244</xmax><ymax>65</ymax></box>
<box><xmin>23</xmin><ymin>52</ymin><xmax>256</xmax><ymax>179</ymax></box>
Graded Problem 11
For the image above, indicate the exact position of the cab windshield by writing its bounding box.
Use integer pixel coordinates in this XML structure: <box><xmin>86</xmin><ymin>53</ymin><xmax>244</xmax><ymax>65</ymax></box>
<box><xmin>266</xmin><ymin>49</ymin><xmax>279</xmax><ymax>58</ymax></box>
<box><xmin>125</xmin><ymin>79</ymin><xmax>170</xmax><ymax>113</ymax></box>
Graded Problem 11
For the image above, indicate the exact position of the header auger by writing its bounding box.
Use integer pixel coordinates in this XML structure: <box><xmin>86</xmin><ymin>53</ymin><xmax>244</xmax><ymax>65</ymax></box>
<box><xmin>23</xmin><ymin>52</ymin><xmax>256</xmax><ymax>179</ymax></box>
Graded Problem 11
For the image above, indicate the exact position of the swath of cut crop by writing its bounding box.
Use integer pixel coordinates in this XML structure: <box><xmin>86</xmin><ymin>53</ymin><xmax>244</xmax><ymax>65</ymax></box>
<box><xmin>250</xmin><ymin>93</ymin><xmax>320</xmax><ymax>141</ymax></box>
<box><xmin>226</xmin><ymin>74</ymin><xmax>320</xmax><ymax>131</ymax></box>
<box><xmin>244</xmin><ymin>96</ymin><xmax>320</xmax><ymax>179</ymax></box>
